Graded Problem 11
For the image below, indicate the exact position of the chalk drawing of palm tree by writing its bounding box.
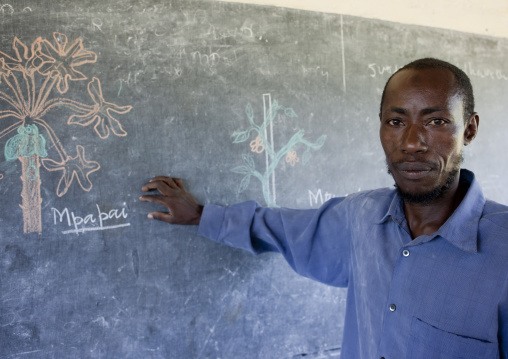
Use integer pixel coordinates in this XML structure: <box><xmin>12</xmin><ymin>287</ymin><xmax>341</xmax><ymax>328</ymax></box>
<box><xmin>231</xmin><ymin>94</ymin><xmax>326</xmax><ymax>207</ymax></box>
<box><xmin>0</xmin><ymin>32</ymin><xmax>132</xmax><ymax>234</ymax></box>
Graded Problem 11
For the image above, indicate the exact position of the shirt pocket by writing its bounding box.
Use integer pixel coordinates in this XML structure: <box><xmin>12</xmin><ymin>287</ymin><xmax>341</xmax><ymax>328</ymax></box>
<box><xmin>406</xmin><ymin>317</ymin><xmax>499</xmax><ymax>359</ymax></box>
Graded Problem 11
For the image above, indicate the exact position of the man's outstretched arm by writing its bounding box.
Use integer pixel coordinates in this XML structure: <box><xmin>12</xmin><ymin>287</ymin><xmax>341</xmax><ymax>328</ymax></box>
<box><xmin>139</xmin><ymin>176</ymin><xmax>203</xmax><ymax>225</ymax></box>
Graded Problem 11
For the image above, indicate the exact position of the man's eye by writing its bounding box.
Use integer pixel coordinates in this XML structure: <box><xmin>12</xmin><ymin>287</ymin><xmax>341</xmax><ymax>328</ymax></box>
<box><xmin>387</xmin><ymin>119</ymin><xmax>402</xmax><ymax>126</ymax></box>
<box><xmin>429</xmin><ymin>119</ymin><xmax>445</xmax><ymax>126</ymax></box>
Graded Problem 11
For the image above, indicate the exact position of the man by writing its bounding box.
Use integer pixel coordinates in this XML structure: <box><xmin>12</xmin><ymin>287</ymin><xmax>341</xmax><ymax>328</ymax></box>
<box><xmin>140</xmin><ymin>58</ymin><xmax>508</xmax><ymax>358</ymax></box>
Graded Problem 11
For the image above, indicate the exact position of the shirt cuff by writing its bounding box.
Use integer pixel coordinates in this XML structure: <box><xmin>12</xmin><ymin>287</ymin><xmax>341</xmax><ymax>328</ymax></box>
<box><xmin>197</xmin><ymin>204</ymin><xmax>225</xmax><ymax>241</ymax></box>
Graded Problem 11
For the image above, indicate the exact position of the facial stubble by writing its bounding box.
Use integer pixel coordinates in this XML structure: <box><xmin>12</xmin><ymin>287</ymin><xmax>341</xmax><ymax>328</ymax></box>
<box><xmin>387</xmin><ymin>154</ymin><xmax>464</xmax><ymax>205</ymax></box>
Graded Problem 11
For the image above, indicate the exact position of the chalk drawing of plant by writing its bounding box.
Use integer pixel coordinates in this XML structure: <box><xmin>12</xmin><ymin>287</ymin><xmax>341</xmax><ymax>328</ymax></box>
<box><xmin>231</xmin><ymin>94</ymin><xmax>326</xmax><ymax>207</ymax></box>
<box><xmin>0</xmin><ymin>32</ymin><xmax>132</xmax><ymax>234</ymax></box>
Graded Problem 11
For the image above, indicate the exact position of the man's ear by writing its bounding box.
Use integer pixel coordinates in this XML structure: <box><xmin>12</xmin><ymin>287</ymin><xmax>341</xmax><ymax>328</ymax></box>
<box><xmin>464</xmin><ymin>113</ymin><xmax>479</xmax><ymax>146</ymax></box>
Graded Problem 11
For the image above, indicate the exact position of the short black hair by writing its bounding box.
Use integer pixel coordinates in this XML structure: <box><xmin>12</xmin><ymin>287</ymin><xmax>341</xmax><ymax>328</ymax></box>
<box><xmin>380</xmin><ymin>58</ymin><xmax>475</xmax><ymax>123</ymax></box>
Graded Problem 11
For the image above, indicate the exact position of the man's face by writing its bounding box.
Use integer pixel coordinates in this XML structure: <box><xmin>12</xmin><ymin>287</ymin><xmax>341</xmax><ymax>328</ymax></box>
<box><xmin>379</xmin><ymin>68</ymin><xmax>472</xmax><ymax>203</ymax></box>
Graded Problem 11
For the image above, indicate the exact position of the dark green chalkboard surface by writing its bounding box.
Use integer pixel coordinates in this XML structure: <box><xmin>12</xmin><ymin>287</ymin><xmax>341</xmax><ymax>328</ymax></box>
<box><xmin>1</xmin><ymin>1</ymin><xmax>507</xmax><ymax>358</ymax></box>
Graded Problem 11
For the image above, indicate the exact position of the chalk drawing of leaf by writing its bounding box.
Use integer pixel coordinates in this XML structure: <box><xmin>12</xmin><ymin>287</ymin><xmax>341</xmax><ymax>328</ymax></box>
<box><xmin>301</xmin><ymin>149</ymin><xmax>311</xmax><ymax>165</ymax></box>
<box><xmin>315</xmin><ymin>135</ymin><xmax>327</xmax><ymax>148</ymax></box>
<box><xmin>245</xmin><ymin>103</ymin><xmax>254</xmax><ymax>123</ymax></box>
<box><xmin>36</xmin><ymin>32</ymin><xmax>97</xmax><ymax>94</ymax></box>
<box><xmin>68</xmin><ymin>77</ymin><xmax>132</xmax><ymax>139</ymax></box>
<box><xmin>238</xmin><ymin>174</ymin><xmax>251</xmax><ymax>194</ymax></box>
<box><xmin>41</xmin><ymin>145</ymin><xmax>100</xmax><ymax>197</ymax></box>
<box><xmin>0</xmin><ymin>36</ymin><xmax>41</xmax><ymax>74</ymax></box>
<box><xmin>284</xmin><ymin>107</ymin><xmax>297</xmax><ymax>118</ymax></box>
<box><xmin>232</xmin><ymin>130</ymin><xmax>250</xmax><ymax>143</ymax></box>
<box><xmin>242</xmin><ymin>153</ymin><xmax>255</xmax><ymax>170</ymax></box>
<box><xmin>231</xmin><ymin>165</ymin><xmax>251</xmax><ymax>174</ymax></box>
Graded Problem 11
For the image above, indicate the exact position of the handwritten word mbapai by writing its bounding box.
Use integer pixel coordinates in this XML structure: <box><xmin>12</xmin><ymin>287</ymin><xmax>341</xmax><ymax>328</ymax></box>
<box><xmin>52</xmin><ymin>204</ymin><xmax>130</xmax><ymax>235</ymax></box>
<box><xmin>308</xmin><ymin>189</ymin><xmax>338</xmax><ymax>207</ymax></box>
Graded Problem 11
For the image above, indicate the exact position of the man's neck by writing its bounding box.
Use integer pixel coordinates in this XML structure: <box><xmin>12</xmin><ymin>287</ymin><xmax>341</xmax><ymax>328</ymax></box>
<box><xmin>403</xmin><ymin>179</ymin><xmax>469</xmax><ymax>239</ymax></box>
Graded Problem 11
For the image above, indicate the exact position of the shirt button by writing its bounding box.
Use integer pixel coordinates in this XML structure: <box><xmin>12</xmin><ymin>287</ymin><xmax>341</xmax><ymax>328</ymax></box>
<box><xmin>402</xmin><ymin>249</ymin><xmax>410</xmax><ymax>257</ymax></box>
<box><xmin>389</xmin><ymin>304</ymin><xmax>396</xmax><ymax>312</ymax></box>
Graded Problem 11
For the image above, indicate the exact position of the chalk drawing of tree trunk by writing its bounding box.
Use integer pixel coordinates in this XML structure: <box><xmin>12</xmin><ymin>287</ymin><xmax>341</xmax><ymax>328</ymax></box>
<box><xmin>0</xmin><ymin>33</ymin><xmax>132</xmax><ymax>234</ymax></box>
<box><xmin>231</xmin><ymin>94</ymin><xmax>326</xmax><ymax>207</ymax></box>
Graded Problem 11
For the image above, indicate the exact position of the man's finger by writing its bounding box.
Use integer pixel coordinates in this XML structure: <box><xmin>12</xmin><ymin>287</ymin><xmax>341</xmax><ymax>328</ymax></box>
<box><xmin>173</xmin><ymin>178</ymin><xmax>185</xmax><ymax>189</ymax></box>
<box><xmin>148</xmin><ymin>211</ymin><xmax>174</xmax><ymax>223</ymax></box>
<box><xmin>141</xmin><ymin>180</ymin><xmax>174</xmax><ymax>195</ymax></box>
<box><xmin>139</xmin><ymin>194</ymin><xmax>175</xmax><ymax>206</ymax></box>
<box><xmin>149</xmin><ymin>176</ymin><xmax>182</xmax><ymax>189</ymax></box>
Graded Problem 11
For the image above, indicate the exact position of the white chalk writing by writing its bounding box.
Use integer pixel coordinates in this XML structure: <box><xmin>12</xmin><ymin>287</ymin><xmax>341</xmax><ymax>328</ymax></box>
<box><xmin>368</xmin><ymin>63</ymin><xmax>401</xmax><ymax>78</ymax></box>
<box><xmin>0</xmin><ymin>4</ymin><xmax>32</xmax><ymax>15</ymax></box>
<box><xmin>368</xmin><ymin>62</ymin><xmax>508</xmax><ymax>81</ymax></box>
<box><xmin>52</xmin><ymin>204</ymin><xmax>130</xmax><ymax>235</ymax></box>
<box><xmin>92</xmin><ymin>18</ymin><xmax>103</xmax><ymax>33</ymax></box>
<box><xmin>0</xmin><ymin>4</ymin><xmax>14</xmax><ymax>15</ymax></box>
<box><xmin>302</xmin><ymin>65</ymin><xmax>329</xmax><ymax>84</ymax></box>
<box><xmin>308</xmin><ymin>189</ymin><xmax>337</xmax><ymax>207</ymax></box>
<box><xmin>462</xmin><ymin>62</ymin><xmax>508</xmax><ymax>80</ymax></box>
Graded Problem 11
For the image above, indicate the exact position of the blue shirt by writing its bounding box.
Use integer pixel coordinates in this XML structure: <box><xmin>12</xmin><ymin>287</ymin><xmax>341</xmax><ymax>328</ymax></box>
<box><xmin>197</xmin><ymin>169</ymin><xmax>508</xmax><ymax>359</ymax></box>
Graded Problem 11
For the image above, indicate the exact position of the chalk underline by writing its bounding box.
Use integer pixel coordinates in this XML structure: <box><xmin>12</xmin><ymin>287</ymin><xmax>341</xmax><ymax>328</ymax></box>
<box><xmin>61</xmin><ymin>223</ymin><xmax>131</xmax><ymax>235</ymax></box>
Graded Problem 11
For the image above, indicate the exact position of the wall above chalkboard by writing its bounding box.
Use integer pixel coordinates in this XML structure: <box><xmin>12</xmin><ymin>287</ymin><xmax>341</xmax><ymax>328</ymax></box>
<box><xmin>219</xmin><ymin>0</ymin><xmax>508</xmax><ymax>38</ymax></box>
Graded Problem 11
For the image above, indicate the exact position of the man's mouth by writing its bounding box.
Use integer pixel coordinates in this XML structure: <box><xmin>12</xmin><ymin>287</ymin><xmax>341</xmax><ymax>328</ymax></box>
<box><xmin>393</xmin><ymin>162</ymin><xmax>434</xmax><ymax>180</ymax></box>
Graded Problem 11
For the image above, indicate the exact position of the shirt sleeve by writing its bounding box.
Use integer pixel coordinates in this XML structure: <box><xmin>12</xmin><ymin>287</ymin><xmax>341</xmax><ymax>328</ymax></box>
<box><xmin>197</xmin><ymin>198</ymin><xmax>351</xmax><ymax>287</ymax></box>
<box><xmin>498</xmin><ymin>271</ymin><xmax>508</xmax><ymax>358</ymax></box>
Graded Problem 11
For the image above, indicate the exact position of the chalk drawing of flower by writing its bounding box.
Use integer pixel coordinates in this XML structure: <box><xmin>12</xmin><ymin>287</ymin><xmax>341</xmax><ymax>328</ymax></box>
<box><xmin>36</xmin><ymin>32</ymin><xmax>97</xmax><ymax>94</ymax></box>
<box><xmin>249</xmin><ymin>135</ymin><xmax>264</xmax><ymax>154</ymax></box>
<box><xmin>285</xmin><ymin>151</ymin><xmax>299</xmax><ymax>166</ymax></box>
<box><xmin>232</xmin><ymin>94</ymin><xmax>326</xmax><ymax>207</ymax></box>
<box><xmin>68</xmin><ymin>77</ymin><xmax>131</xmax><ymax>139</ymax></box>
<box><xmin>42</xmin><ymin>145</ymin><xmax>100</xmax><ymax>197</ymax></box>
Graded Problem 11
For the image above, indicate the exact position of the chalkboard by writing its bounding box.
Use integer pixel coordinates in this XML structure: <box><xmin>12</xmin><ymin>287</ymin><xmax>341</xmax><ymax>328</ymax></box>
<box><xmin>1</xmin><ymin>1</ymin><xmax>507</xmax><ymax>358</ymax></box>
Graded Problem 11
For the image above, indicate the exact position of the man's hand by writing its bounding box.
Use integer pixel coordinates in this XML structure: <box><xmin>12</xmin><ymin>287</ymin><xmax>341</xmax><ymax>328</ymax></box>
<box><xmin>139</xmin><ymin>176</ymin><xmax>203</xmax><ymax>225</ymax></box>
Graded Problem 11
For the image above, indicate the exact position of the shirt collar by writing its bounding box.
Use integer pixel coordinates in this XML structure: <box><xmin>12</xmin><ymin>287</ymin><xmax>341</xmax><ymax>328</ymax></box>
<box><xmin>377</xmin><ymin>169</ymin><xmax>486</xmax><ymax>253</ymax></box>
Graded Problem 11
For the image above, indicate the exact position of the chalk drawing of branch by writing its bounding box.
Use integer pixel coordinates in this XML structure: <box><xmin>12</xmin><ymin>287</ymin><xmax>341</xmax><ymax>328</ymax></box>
<box><xmin>231</xmin><ymin>94</ymin><xmax>326</xmax><ymax>207</ymax></box>
<box><xmin>0</xmin><ymin>33</ymin><xmax>132</xmax><ymax>234</ymax></box>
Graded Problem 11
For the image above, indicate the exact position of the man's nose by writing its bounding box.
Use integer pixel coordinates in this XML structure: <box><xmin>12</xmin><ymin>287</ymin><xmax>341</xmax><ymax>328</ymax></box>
<box><xmin>401</xmin><ymin>123</ymin><xmax>428</xmax><ymax>154</ymax></box>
